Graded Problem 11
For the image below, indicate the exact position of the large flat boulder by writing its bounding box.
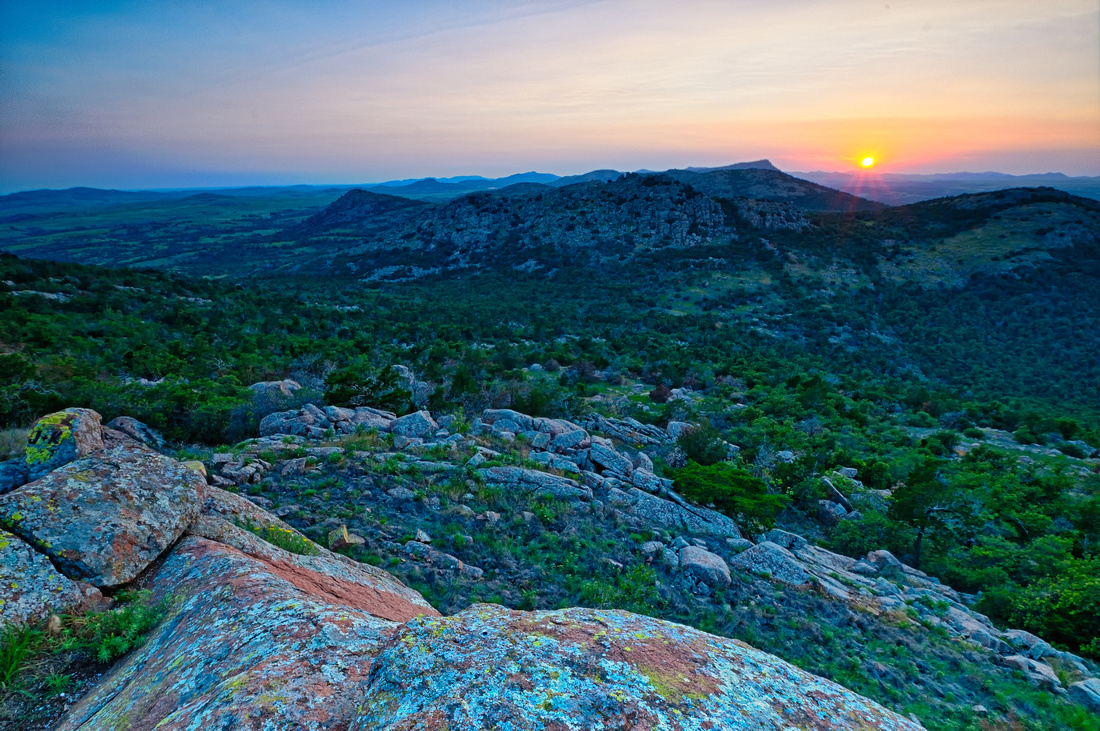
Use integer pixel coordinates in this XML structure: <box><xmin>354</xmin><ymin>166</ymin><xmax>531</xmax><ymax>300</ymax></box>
<box><xmin>55</xmin><ymin>536</ymin><xmax>417</xmax><ymax>731</ymax></box>
<box><xmin>0</xmin><ymin>528</ymin><xmax>87</xmax><ymax>626</ymax></box>
<box><xmin>679</xmin><ymin>545</ymin><xmax>732</xmax><ymax>588</ymax></box>
<box><xmin>626</xmin><ymin>487</ymin><xmax>742</xmax><ymax>537</ymax></box>
<box><xmin>729</xmin><ymin>541</ymin><xmax>812</xmax><ymax>586</ymax></box>
<box><xmin>187</xmin><ymin>489</ymin><xmax>434</xmax><ymax>622</ymax></box>
<box><xmin>390</xmin><ymin>410</ymin><xmax>438</xmax><ymax>439</ymax></box>
<box><xmin>479</xmin><ymin>466</ymin><xmax>593</xmax><ymax>501</ymax></box>
<box><xmin>351</xmin><ymin>604</ymin><xmax>924</xmax><ymax>730</ymax></box>
<box><xmin>1069</xmin><ymin>678</ymin><xmax>1100</xmax><ymax>713</ymax></box>
<box><xmin>0</xmin><ymin>444</ymin><xmax>206</xmax><ymax>587</ymax></box>
<box><xmin>24</xmin><ymin>407</ymin><xmax>104</xmax><ymax>480</ymax></box>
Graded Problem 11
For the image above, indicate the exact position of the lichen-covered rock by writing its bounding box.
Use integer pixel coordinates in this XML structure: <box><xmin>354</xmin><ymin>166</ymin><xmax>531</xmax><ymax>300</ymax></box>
<box><xmin>188</xmin><ymin>486</ymin><xmax>434</xmax><ymax>621</ymax></box>
<box><xmin>351</xmin><ymin>604</ymin><xmax>924</xmax><ymax>730</ymax></box>
<box><xmin>0</xmin><ymin>528</ymin><xmax>86</xmax><ymax>626</ymax></box>
<box><xmin>105</xmin><ymin>416</ymin><xmax>166</xmax><ymax>450</ymax></box>
<box><xmin>0</xmin><ymin>459</ymin><xmax>28</xmax><ymax>494</ymax></box>
<box><xmin>24</xmin><ymin>407</ymin><xmax>104</xmax><ymax>480</ymax></box>
<box><xmin>390</xmin><ymin>409</ymin><xmax>438</xmax><ymax>439</ymax></box>
<box><xmin>0</xmin><ymin>444</ymin><xmax>206</xmax><ymax>587</ymax></box>
<box><xmin>679</xmin><ymin>545</ymin><xmax>732</xmax><ymax>588</ymax></box>
<box><xmin>55</xmin><ymin>536</ymin><xmax>413</xmax><ymax>731</ymax></box>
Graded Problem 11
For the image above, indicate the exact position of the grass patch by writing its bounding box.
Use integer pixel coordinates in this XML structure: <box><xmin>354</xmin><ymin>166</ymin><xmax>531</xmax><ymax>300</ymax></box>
<box><xmin>0</xmin><ymin>428</ymin><xmax>28</xmax><ymax>462</ymax></box>
<box><xmin>235</xmin><ymin>516</ymin><xmax>319</xmax><ymax>556</ymax></box>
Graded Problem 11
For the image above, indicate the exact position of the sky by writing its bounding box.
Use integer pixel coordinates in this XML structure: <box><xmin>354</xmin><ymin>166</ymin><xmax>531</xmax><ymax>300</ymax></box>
<box><xmin>1</xmin><ymin>0</ymin><xmax>1098</xmax><ymax>193</ymax></box>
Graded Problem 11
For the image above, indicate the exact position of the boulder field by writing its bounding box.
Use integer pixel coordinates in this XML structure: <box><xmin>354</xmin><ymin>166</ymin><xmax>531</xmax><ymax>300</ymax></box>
<box><xmin>0</xmin><ymin>407</ymin><xmax>925</xmax><ymax>730</ymax></box>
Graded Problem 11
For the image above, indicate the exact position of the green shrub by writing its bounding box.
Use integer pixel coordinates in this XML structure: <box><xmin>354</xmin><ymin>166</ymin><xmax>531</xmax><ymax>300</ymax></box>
<box><xmin>674</xmin><ymin>462</ymin><xmax>789</xmax><ymax>532</ymax></box>
<box><xmin>64</xmin><ymin>589</ymin><xmax>170</xmax><ymax>663</ymax></box>
<box><xmin>676</xmin><ymin>422</ymin><xmax>728</xmax><ymax>466</ymax></box>
<box><xmin>0</xmin><ymin>589</ymin><xmax>170</xmax><ymax>689</ymax></box>
<box><xmin>1058</xmin><ymin>443</ymin><xmax>1086</xmax><ymax>459</ymax></box>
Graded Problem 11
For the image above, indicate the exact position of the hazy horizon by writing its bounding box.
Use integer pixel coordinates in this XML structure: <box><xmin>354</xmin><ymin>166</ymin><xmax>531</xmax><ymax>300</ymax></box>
<box><xmin>2</xmin><ymin>1</ymin><xmax>1098</xmax><ymax>193</ymax></box>
<box><xmin>5</xmin><ymin>161</ymin><xmax>1100</xmax><ymax>197</ymax></box>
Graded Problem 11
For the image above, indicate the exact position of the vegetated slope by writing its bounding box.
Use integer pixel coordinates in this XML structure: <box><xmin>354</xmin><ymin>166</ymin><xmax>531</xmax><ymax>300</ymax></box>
<box><xmin>2</xmin><ymin>178</ymin><xmax>1099</xmax><ymax>418</ymax></box>
<box><xmin>296</xmin><ymin>189</ymin><xmax>429</xmax><ymax>231</ymax></box>
<box><xmin>0</xmin><ymin>188</ymin><xmax>347</xmax><ymax>273</ymax></box>
<box><xmin>3</xmin><ymin>250</ymin><xmax>1100</xmax><ymax>728</ymax></box>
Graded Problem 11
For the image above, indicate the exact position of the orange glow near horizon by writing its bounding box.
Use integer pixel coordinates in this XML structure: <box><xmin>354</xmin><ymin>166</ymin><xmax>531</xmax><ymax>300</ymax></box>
<box><xmin>1</xmin><ymin>1</ymin><xmax>1097</xmax><ymax>191</ymax></box>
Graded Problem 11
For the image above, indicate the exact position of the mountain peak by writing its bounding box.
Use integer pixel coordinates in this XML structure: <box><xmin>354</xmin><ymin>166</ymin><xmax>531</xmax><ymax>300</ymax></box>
<box><xmin>685</xmin><ymin>160</ymin><xmax>781</xmax><ymax>173</ymax></box>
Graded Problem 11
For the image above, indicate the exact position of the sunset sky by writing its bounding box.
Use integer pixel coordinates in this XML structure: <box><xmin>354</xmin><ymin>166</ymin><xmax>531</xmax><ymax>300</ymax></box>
<box><xmin>1</xmin><ymin>0</ymin><xmax>1098</xmax><ymax>193</ymax></box>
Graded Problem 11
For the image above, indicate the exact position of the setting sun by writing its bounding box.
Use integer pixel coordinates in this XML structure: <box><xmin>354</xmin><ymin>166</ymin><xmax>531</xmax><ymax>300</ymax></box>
<box><xmin>861</xmin><ymin>157</ymin><xmax>875</xmax><ymax>168</ymax></box>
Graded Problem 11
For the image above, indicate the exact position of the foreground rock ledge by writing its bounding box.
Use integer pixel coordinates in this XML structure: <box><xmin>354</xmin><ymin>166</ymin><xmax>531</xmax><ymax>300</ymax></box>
<box><xmin>57</xmin><ymin>536</ymin><xmax>425</xmax><ymax>731</ymax></box>
<box><xmin>353</xmin><ymin>604</ymin><xmax>923</xmax><ymax>731</ymax></box>
<box><xmin>57</xmin><ymin>536</ymin><xmax>922</xmax><ymax>730</ymax></box>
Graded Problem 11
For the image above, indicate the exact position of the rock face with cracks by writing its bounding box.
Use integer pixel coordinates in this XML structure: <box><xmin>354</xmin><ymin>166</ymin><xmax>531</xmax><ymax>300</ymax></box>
<box><xmin>56</xmin><ymin>536</ymin><xmax>419</xmax><ymax>731</ymax></box>
<box><xmin>0</xmin><ymin>442</ymin><xmax>207</xmax><ymax>587</ymax></box>
<box><xmin>0</xmin><ymin>528</ymin><xmax>87</xmax><ymax>626</ymax></box>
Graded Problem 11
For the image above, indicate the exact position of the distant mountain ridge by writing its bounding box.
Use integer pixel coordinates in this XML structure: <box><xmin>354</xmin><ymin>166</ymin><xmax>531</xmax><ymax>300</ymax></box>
<box><xmin>7</xmin><ymin>159</ymin><xmax>1096</xmax><ymax>213</ymax></box>
<box><xmin>793</xmin><ymin>170</ymin><xmax>1100</xmax><ymax>205</ymax></box>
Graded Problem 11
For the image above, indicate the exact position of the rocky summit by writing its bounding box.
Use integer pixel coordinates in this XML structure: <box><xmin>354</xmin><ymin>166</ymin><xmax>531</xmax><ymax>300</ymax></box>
<box><xmin>1</xmin><ymin>408</ymin><xmax>925</xmax><ymax>730</ymax></box>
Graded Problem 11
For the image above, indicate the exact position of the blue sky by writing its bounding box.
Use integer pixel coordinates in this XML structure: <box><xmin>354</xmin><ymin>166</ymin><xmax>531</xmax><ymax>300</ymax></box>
<box><xmin>1</xmin><ymin>0</ymin><xmax>1097</xmax><ymax>192</ymax></box>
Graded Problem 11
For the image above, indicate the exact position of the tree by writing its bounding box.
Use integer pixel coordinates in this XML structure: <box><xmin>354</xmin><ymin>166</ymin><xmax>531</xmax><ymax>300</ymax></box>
<box><xmin>888</xmin><ymin>459</ymin><xmax>959</xmax><ymax>569</ymax></box>
<box><xmin>324</xmin><ymin>360</ymin><xmax>412</xmax><ymax>414</ymax></box>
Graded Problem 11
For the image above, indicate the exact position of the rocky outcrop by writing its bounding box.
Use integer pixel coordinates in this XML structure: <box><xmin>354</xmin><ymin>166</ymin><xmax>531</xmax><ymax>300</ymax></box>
<box><xmin>0</xmin><ymin>404</ymin><xmax>941</xmax><ymax>730</ymax></box>
<box><xmin>619</xmin><ymin>486</ymin><xmax>742</xmax><ymax>537</ymax></box>
<box><xmin>0</xmin><ymin>443</ymin><xmax>206</xmax><ymax>587</ymax></box>
<box><xmin>390</xmin><ymin>409</ymin><xmax>438</xmax><ymax>438</ymax></box>
<box><xmin>259</xmin><ymin>404</ymin><xmax>397</xmax><ymax>438</ymax></box>
<box><xmin>351</xmin><ymin>604</ymin><xmax>922</xmax><ymax>730</ymax></box>
<box><xmin>15</xmin><ymin>403</ymin><xmax>1097</xmax><ymax>723</ymax></box>
<box><xmin>729</xmin><ymin>541</ymin><xmax>812</xmax><ymax>586</ymax></box>
<box><xmin>1069</xmin><ymin>679</ymin><xmax>1100</xmax><ymax>713</ymax></box>
<box><xmin>248</xmin><ymin>378</ymin><xmax>303</xmax><ymax>398</ymax></box>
